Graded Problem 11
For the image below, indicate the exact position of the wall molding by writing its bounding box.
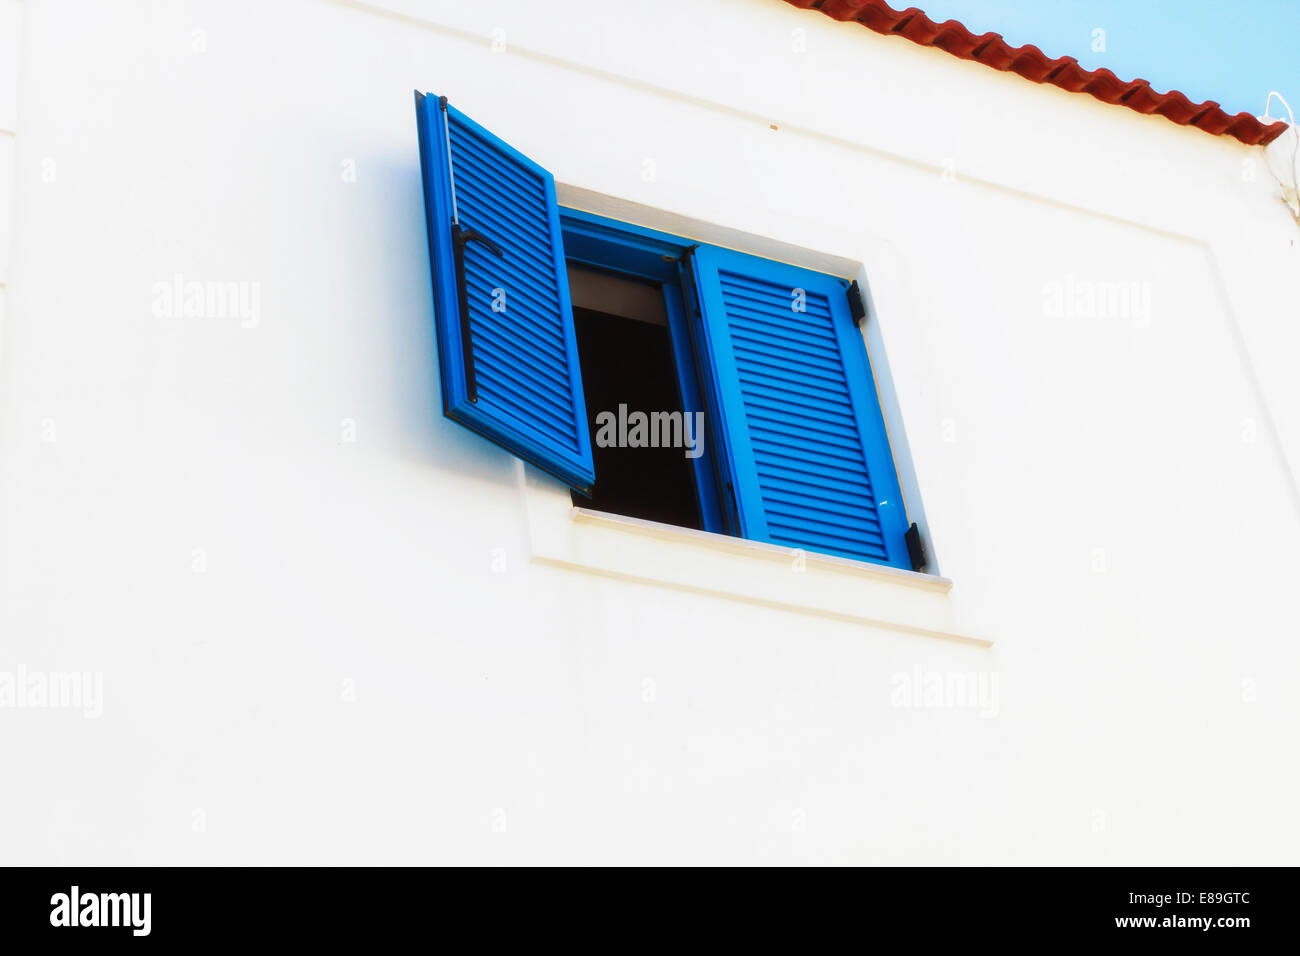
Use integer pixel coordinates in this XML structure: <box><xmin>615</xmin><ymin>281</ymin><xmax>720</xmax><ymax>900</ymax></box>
<box><xmin>518</xmin><ymin>460</ymin><xmax>991</xmax><ymax>647</ymax></box>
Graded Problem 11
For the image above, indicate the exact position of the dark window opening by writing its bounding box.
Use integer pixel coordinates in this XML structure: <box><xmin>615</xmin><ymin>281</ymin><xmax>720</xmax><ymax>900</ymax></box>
<box><xmin>568</xmin><ymin>266</ymin><xmax>703</xmax><ymax>530</ymax></box>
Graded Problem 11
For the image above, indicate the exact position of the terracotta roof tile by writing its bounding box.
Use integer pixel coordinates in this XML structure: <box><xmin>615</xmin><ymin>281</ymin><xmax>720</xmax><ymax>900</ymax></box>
<box><xmin>783</xmin><ymin>0</ymin><xmax>1288</xmax><ymax>146</ymax></box>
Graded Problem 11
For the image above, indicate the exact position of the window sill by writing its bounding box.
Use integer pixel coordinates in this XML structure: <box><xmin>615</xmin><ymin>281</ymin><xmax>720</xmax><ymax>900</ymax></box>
<box><xmin>518</xmin><ymin>464</ymin><xmax>990</xmax><ymax>646</ymax></box>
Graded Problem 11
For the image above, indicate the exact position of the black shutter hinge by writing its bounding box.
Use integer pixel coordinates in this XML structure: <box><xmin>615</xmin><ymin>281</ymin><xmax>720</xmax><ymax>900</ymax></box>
<box><xmin>846</xmin><ymin>280</ymin><xmax>866</xmax><ymax>326</ymax></box>
<box><xmin>905</xmin><ymin>522</ymin><xmax>928</xmax><ymax>573</ymax></box>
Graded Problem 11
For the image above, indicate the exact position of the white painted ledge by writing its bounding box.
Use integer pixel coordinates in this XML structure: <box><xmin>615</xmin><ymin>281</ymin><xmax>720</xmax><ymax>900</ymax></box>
<box><xmin>518</xmin><ymin>463</ymin><xmax>990</xmax><ymax>646</ymax></box>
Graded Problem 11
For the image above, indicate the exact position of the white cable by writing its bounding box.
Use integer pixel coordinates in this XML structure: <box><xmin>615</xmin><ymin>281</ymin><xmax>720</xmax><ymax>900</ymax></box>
<box><xmin>1260</xmin><ymin>91</ymin><xmax>1299</xmax><ymax>221</ymax></box>
<box><xmin>1262</xmin><ymin>91</ymin><xmax>1295</xmax><ymax>127</ymax></box>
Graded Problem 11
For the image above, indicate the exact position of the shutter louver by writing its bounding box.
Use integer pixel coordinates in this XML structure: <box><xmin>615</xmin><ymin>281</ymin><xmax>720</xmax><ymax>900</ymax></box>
<box><xmin>690</xmin><ymin>246</ymin><xmax>910</xmax><ymax>567</ymax></box>
<box><xmin>414</xmin><ymin>92</ymin><xmax>594</xmax><ymax>493</ymax></box>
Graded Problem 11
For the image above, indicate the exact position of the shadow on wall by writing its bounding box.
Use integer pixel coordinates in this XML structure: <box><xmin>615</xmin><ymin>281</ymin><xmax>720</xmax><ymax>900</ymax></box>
<box><xmin>364</xmin><ymin>149</ymin><xmax>523</xmax><ymax>494</ymax></box>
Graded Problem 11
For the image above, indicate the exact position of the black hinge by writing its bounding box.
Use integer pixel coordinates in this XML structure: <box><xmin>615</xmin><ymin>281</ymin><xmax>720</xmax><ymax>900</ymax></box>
<box><xmin>846</xmin><ymin>280</ymin><xmax>866</xmax><ymax>326</ymax></box>
<box><xmin>905</xmin><ymin>523</ymin><xmax>928</xmax><ymax>573</ymax></box>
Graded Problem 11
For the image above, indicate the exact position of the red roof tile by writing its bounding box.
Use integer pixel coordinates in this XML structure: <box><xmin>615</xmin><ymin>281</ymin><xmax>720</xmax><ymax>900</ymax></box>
<box><xmin>782</xmin><ymin>0</ymin><xmax>1288</xmax><ymax>146</ymax></box>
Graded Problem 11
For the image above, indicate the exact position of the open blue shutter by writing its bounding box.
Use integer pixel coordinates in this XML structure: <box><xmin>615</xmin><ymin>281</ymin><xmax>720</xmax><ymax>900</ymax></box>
<box><xmin>414</xmin><ymin>92</ymin><xmax>594</xmax><ymax>493</ymax></box>
<box><xmin>690</xmin><ymin>246</ymin><xmax>910</xmax><ymax>567</ymax></box>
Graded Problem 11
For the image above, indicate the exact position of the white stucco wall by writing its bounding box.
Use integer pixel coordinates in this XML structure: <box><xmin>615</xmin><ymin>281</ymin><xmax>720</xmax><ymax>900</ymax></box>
<box><xmin>1</xmin><ymin>0</ymin><xmax>1297</xmax><ymax>864</ymax></box>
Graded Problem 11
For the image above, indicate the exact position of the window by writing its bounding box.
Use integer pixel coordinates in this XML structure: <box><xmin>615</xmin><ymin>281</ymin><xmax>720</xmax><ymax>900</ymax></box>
<box><xmin>415</xmin><ymin>92</ymin><xmax>925</xmax><ymax>572</ymax></box>
<box><xmin>566</xmin><ymin>265</ymin><xmax>704</xmax><ymax>530</ymax></box>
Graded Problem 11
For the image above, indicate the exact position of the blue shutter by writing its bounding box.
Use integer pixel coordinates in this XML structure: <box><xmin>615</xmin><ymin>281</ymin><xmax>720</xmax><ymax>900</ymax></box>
<box><xmin>690</xmin><ymin>246</ymin><xmax>910</xmax><ymax>567</ymax></box>
<box><xmin>414</xmin><ymin>92</ymin><xmax>594</xmax><ymax>493</ymax></box>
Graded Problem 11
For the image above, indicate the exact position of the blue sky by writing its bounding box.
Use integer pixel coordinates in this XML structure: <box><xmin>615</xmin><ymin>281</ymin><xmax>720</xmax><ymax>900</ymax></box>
<box><xmin>917</xmin><ymin>0</ymin><xmax>1298</xmax><ymax>121</ymax></box>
